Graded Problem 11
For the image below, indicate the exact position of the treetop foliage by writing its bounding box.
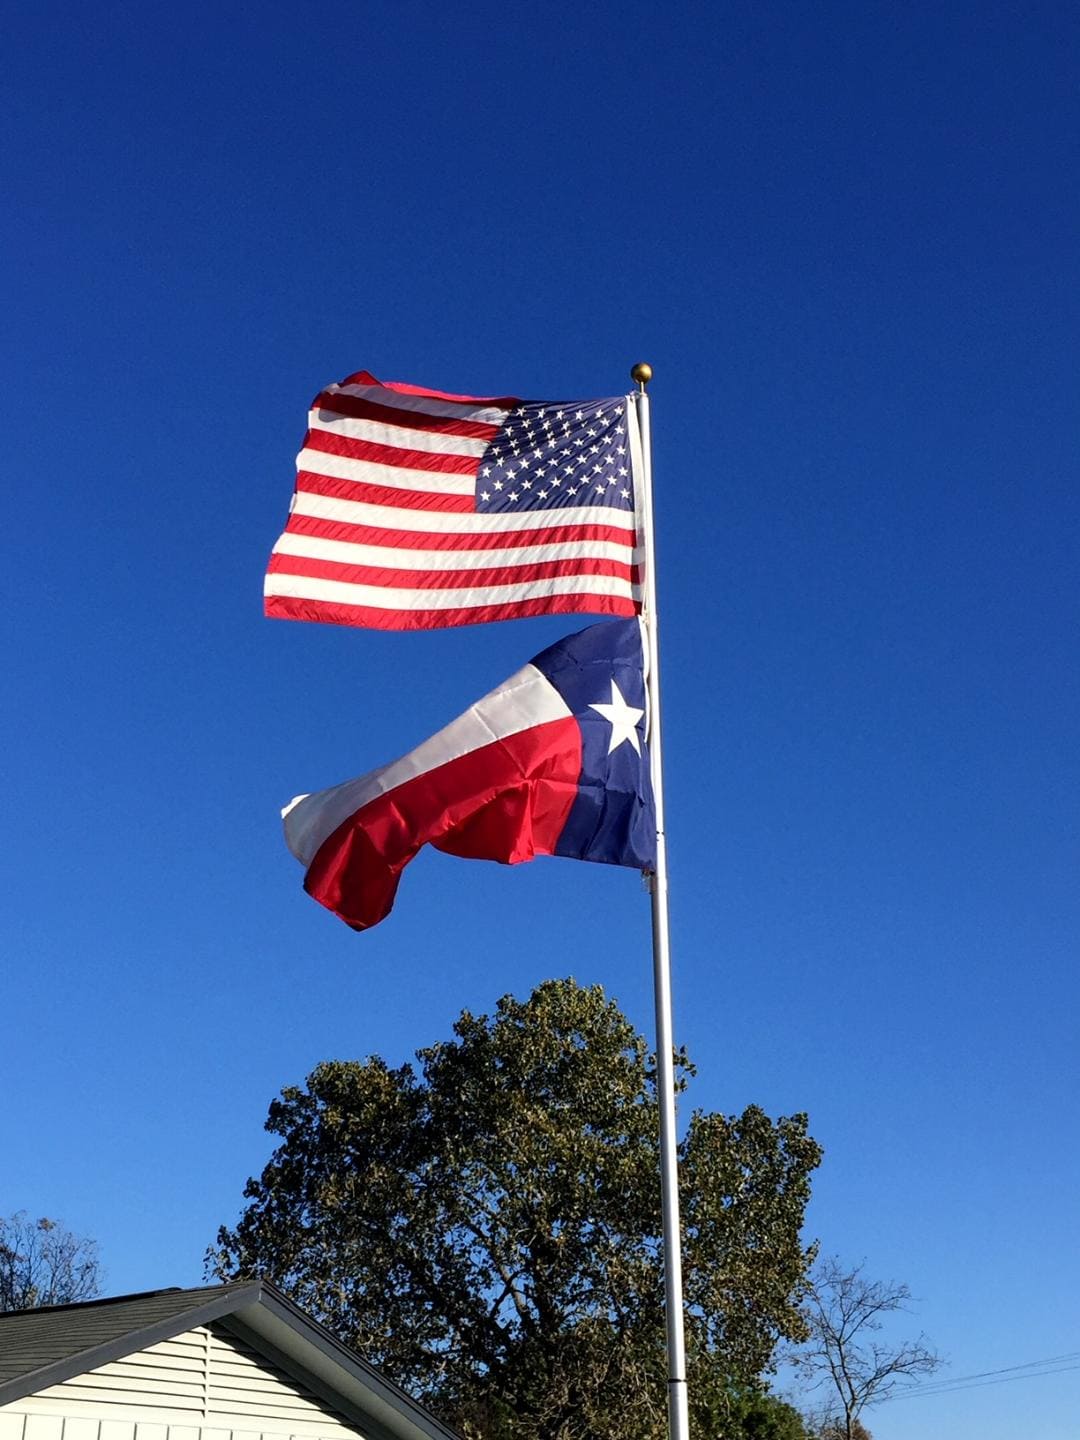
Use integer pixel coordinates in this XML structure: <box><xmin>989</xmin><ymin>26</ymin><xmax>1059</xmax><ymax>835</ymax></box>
<box><xmin>211</xmin><ymin>978</ymin><xmax>822</xmax><ymax>1440</ymax></box>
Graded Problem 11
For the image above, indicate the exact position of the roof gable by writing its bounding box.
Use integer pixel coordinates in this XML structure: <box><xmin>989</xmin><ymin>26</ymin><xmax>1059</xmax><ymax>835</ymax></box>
<box><xmin>0</xmin><ymin>1285</ymin><xmax>457</xmax><ymax>1440</ymax></box>
<box><xmin>19</xmin><ymin>1323</ymin><xmax>363</xmax><ymax>1434</ymax></box>
<box><xmin>0</xmin><ymin>1286</ymin><xmax>257</xmax><ymax>1398</ymax></box>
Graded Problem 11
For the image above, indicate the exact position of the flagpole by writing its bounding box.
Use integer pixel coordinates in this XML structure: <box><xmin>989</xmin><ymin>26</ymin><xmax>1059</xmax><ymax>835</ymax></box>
<box><xmin>632</xmin><ymin>363</ymin><xmax>690</xmax><ymax>1440</ymax></box>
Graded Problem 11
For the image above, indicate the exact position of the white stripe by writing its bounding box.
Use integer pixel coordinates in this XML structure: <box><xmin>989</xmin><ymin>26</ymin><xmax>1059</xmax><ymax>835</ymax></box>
<box><xmin>289</xmin><ymin>489</ymin><xmax>638</xmax><ymax>535</ymax></box>
<box><xmin>282</xmin><ymin>661</ymin><xmax>572</xmax><ymax>865</ymax></box>
<box><xmin>265</xmin><ymin>571</ymin><xmax>639</xmax><ymax>611</ymax></box>
<box><xmin>296</xmin><ymin>447</ymin><xmax>476</xmax><ymax>495</ymax></box>
<box><xmin>307</xmin><ymin>411</ymin><xmax>489</xmax><ymax>457</ymax></box>
<box><xmin>272</xmin><ymin>531</ymin><xmax>643</xmax><ymax>571</ymax></box>
<box><xmin>330</xmin><ymin>382</ymin><xmax>508</xmax><ymax>425</ymax></box>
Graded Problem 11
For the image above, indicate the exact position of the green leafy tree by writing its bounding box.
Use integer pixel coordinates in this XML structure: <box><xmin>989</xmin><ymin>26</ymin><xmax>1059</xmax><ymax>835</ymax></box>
<box><xmin>703</xmin><ymin>1387</ymin><xmax>812</xmax><ymax>1440</ymax></box>
<box><xmin>211</xmin><ymin>979</ymin><xmax>822</xmax><ymax>1440</ymax></box>
<box><xmin>0</xmin><ymin>1213</ymin><xmax>101</xmax><ymax>1312</ymax></box>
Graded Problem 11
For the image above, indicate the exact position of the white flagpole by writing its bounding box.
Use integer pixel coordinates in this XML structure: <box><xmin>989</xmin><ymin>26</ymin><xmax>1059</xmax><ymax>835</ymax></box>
<box><xmin>631</xmin><ymin>363</ymin><xmax>690</xmax><ymax>1440</ymax></box>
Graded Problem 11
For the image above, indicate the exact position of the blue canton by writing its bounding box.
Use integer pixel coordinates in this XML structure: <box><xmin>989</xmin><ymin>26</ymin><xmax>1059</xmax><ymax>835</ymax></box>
<box><xmin>474</xmin><ymin>398</ymin><xmax>634</xmax><ymax>513</ymax></box>
<box><xmin>530</xmin><ymin>619</ymin><xmax>656</xmax><ymax>870</ymax></box>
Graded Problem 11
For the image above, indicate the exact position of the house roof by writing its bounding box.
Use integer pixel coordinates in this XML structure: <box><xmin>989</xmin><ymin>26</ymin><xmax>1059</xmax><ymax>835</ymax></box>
<box><xmin>0</xmin><ymin>1280</ymin><xmax>460</xmax><ymax>1440</ymax></box>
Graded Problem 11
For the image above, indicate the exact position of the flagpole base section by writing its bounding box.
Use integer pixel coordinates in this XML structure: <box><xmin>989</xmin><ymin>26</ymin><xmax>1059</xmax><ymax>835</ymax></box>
<box><xmin>668</xmin><ymin>1377</ymin><xmax>689</xmax><ymax>1440</ymax></box>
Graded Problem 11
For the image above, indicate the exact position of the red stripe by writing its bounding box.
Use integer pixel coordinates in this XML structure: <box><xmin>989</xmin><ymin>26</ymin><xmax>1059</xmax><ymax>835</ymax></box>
<box><xmin>284</xmin><ymin>510</ymin><xmax>638</xmax><ymax>552</ymax></box>
<box><xmin>267</xmin><ymin>551</ymin><xmax>638</xmax><ymax>590</ymax></box>
<box><xmin>303</xmin><ymin>717</ymin><xmax>580</xmax><ymax>930</ymax></box>
<box><xmin>340</xmin><ymin>369</ymin><xmax>521</xmax><ymax>409</ymax></box>
<box><xmin>296</xmin><ymin>472</ymin><xmax>475</xmax><ymax>513</ymax></box>
<box><xmin>313</xmin><ymin>390</ymin><xmax>502</xmax><ymax>440</ymax></box>
<box><xmin>266</xmin><ymin>592</ymin><xmax>639</xmax><ymax>632</ymax></box>
<box><xmin>304</xmin><ymin>426</ymin><xmax>481</xmax><ymax>476</ymax></box>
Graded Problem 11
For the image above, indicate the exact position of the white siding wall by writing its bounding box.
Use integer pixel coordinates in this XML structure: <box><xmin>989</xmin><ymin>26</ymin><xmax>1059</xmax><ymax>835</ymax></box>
<box><xmin>0</xmin><ymin>1326</ymin><xmax>370</xmax><ymax>1440</ymax></box>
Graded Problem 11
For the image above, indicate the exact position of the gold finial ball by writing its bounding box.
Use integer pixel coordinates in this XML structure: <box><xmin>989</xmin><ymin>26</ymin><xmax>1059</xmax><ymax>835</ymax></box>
<box><xmin>630</xmin><ymin>362</ymin><xmax>653</xmax><ymax>387</ymax></box>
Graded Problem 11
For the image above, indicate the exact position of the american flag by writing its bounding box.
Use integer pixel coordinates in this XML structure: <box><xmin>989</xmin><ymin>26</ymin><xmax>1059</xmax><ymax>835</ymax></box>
<box><xmin>264</xmin><ymin>371</ymin><xmax>644</xmax><ymax>631</ymax></box>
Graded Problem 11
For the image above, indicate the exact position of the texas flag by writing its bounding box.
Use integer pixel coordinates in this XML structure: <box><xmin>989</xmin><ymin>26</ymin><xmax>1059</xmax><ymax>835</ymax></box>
<box><xmin>282</xmin><ymin>619</ymin><xmax>657</xmax><ymax>930</ymax></box>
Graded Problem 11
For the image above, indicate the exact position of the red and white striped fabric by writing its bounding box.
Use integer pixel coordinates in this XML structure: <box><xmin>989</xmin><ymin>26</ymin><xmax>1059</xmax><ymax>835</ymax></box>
<box><xmin>264</xmin><ymin>371</ymin><xmax>645</xmax><ymax>631</ymax></box>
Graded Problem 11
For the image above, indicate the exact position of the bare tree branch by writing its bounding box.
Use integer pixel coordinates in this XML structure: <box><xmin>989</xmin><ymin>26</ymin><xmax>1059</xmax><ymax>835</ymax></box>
<box><xmin>0</xmin><ymin>1213</ymin><xmax>102</xmax><ymax>1312</ymax></box>
<box><xmin>790</xmin><ymin>1258</ymin><xmax>941</xmax><ymax>1440</ymax></box>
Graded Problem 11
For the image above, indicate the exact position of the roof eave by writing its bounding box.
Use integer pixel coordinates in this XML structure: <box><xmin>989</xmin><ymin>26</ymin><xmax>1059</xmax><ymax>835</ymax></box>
<box><xmin>221</xmin><ymin>1286</ymin><xmax>461</xmax><ymax>1440</ymax></box>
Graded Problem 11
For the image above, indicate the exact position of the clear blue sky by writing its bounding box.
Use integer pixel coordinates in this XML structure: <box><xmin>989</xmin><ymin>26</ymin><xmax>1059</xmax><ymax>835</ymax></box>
<box><xmin>3</xmin><ymin>3</ymin><xmax>1077</xmax><ymax>1436</ymax></box>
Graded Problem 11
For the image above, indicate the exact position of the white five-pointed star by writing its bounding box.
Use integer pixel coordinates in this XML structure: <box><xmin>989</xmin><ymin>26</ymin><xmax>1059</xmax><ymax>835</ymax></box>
<box><xmin>589</xmin><ymin>680</ymin><xmax>645</xmax><ymax>755</ymax></box>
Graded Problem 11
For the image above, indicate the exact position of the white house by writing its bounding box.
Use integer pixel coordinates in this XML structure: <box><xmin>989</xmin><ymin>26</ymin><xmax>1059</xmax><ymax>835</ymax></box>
<box><xmin>0</xmin><ymin>1282</ymin><xmax>458</xmax><ymax>1440</ymax></box>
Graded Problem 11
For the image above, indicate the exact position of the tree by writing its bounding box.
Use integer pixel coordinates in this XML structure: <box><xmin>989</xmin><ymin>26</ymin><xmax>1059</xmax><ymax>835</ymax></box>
<box><xmin>810</xmin><ymin>1423</ymin><xmax>873</xmax><ymax>1440</ymax></box>
<box><xmin>704</xmin><ymin>1387</ymin><xmax>812</xmax><ymax>1440</ymax></box>
<box><xmin>0</xmin><ymin>1212</ymin><xmax>102</xmax><ymax>1311</ymax></box>
<box><xmin>791</xmin><ymin>1258</ymin><xmax>940</xmax><ymax>1440</ymax></box>
<box><xmin>210</xmin><ymin>979</ymin><xmax>822</xmax><ymax>1440</ymax></box>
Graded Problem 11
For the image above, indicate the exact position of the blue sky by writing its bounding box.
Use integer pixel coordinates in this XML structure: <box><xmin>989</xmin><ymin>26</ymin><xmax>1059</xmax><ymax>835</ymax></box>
<box><xmin>2</xmin><ymin>2</ymin><xmax>1078</xmax><ymax>1436</ymax></box>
